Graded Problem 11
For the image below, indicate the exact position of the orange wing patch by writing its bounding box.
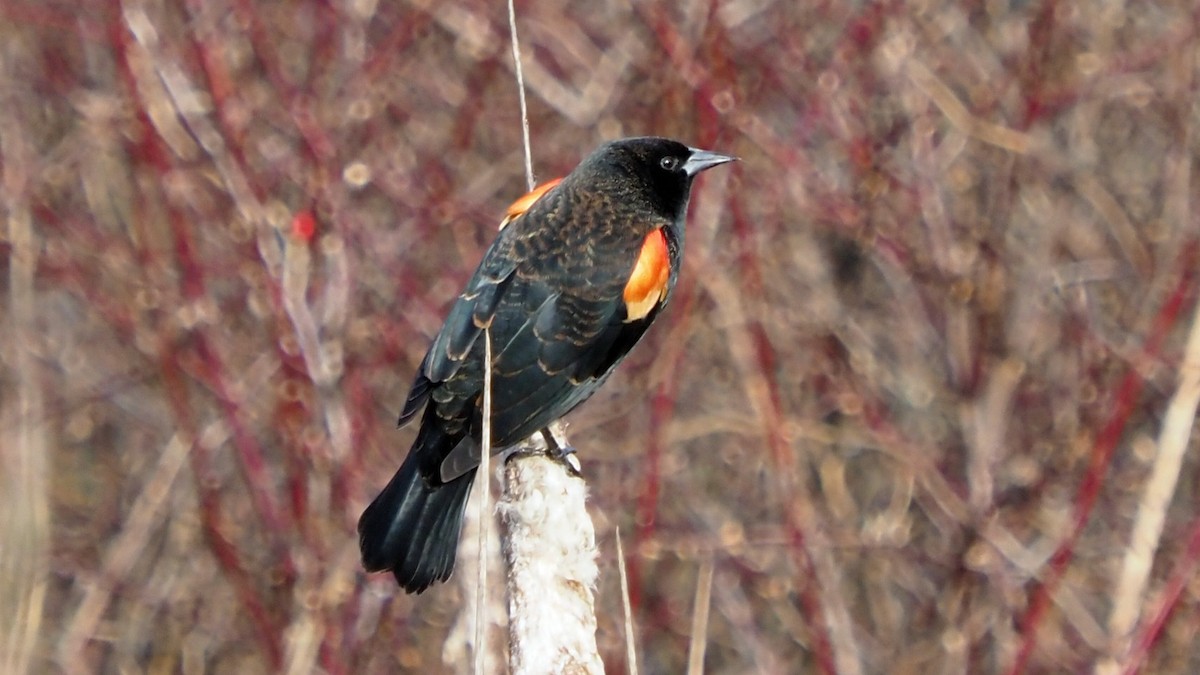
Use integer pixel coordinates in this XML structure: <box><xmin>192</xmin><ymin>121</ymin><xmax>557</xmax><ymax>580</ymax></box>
<box><xmin>499</xmin><ymin>178</ymin><xmax>563</xmax><ymax>230</ymax></box>
<box><xmin>623</xmin><ymin>228</ymin><xmax>671</xmax><ymax>322</ymax></box>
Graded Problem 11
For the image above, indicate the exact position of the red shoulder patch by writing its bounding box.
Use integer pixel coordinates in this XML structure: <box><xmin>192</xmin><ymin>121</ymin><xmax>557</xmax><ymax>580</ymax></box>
<box><xmin>623</xmin><ymin>228</ymin><xmax>671</xmax><ymax>322</ymax></box>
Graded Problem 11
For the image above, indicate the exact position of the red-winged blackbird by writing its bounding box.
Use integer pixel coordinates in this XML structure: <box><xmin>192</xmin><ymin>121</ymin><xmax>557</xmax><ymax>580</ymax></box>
<box><xmin>358</xmin><ymin>137</ymin><xmax>735</xmax><ymax>593</ymax></box>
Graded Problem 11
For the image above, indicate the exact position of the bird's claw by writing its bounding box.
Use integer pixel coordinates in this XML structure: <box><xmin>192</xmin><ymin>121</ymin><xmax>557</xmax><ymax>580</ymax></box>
<box><xmin>554</xmin><ymin>443</ymin><xmax>582</xmax><ymax>476</ymax></box>
<box><xmin>540</xmin><ymin>426</ymin><xmax>582</xmax><ymax>476</ymax></box>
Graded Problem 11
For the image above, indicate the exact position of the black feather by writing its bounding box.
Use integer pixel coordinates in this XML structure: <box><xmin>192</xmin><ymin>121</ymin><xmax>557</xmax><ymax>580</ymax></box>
<box><xmin>358</xmin><ymin>406</ymin><xmax>475</xmax><ymax>593</ymax></box>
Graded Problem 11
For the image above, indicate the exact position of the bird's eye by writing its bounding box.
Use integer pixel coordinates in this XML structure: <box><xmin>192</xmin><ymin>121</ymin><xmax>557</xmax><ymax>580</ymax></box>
<box><xmin>659</xmin><ymin>156</ymin><xmax>681</xmax><ymax>171</ymax></box>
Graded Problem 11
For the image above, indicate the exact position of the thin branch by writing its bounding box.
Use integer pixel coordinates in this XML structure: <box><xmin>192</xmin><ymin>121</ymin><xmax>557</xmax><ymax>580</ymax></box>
<box><xmin>686</xmin><ymin>558</ymin><xmax>715</xmax><ymax>675</ymax></box>
<box><xmin>0</xmin><ymin>75</ymin><xmax>49</xmax><ymax>675</ymax></box>
<box><xmin>506</xmin><ymin>0</ymin><xmax>534</xmax><ymax>190</ymax></box>
<box><xmin>617</xmin><ymin>529</ymin><xmax>639</xmax><ymax>675</ymax></box>
<box><xmin>58</xmin><ymin>433</ymin><xmax>191</xmax><ymax>667</ymax></box>
<box><xmin>475</xmin><ymin>328</ymin><xmax>494</xmax><ymax>674</ymax></box>
<box><xmin>1100</xmin><ymin>253</ymin><xmax>1200</xmax><ymax>673</ymax></box>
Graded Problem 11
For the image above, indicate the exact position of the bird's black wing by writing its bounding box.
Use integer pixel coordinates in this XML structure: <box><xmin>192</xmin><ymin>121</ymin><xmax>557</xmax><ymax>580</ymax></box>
<box><xmin>435</xmin><ymin>223</ymin><xmax>676</xmax><ymax>481</ymax></box>
<box><xmin>396</xmin><ymin>234</ymin><xmax>520</xmax><ymax>427</ymax></box>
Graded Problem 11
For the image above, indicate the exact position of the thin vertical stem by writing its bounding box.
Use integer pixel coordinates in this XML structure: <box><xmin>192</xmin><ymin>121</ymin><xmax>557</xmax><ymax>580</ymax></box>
<box><xmin>506</xmin><ymin>0</ymin><xmax>534</xmax><ymax>190</ymax></box>
<box><xmin>474</xmin><ymin>328</ymin><xmax>494</xmax><ymax>674</ymax></box>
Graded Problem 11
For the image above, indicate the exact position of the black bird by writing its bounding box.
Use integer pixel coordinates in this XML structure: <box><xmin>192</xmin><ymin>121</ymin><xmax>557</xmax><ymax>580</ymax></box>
<box><xmin>358</xmin><ymin>137</ymin><xmax>735</xmax><ymax>592</ymax></box>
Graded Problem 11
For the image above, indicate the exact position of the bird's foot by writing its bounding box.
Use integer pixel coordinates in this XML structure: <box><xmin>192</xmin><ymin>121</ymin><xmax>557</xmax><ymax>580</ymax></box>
<box><xmin>540</xmin><ymin>424</ymin><xmax>582</xmax><ymax>476</ymax></box>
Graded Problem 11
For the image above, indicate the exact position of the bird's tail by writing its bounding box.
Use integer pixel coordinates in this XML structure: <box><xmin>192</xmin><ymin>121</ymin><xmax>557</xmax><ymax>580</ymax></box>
<box><xmin>357</xmin><ymin>418</ymin><xmax>476</xmax><ymax>593</ymax></box>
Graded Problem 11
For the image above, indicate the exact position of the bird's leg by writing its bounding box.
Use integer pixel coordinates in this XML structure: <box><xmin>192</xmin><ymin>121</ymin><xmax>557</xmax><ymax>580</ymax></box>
<box><xmin>540</xmin><ymin>421</ymin><xmax>582</xmax><ymax>475</ymax></box>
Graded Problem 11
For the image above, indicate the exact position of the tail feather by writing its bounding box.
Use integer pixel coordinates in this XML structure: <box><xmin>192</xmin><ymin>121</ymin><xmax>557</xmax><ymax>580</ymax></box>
<box><xmin>358</xmin><ymin>421</ymin><xmax>477</xmax><ymax>593</ymax></box>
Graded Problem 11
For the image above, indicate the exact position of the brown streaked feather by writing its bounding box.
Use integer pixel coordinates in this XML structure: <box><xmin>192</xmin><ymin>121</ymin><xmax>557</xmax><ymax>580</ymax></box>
<box><xmin>499</xmin><ymin>178</ymin><xmax>562</xmax><ymax>230</ymax></box>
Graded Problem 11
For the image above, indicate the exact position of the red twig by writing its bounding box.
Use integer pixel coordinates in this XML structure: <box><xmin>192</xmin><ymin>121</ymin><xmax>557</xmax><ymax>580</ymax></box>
<box><xmin>1008</xmin><ymin>239</ymin><xmax>1200</xmax><ymax>673</ymax></box>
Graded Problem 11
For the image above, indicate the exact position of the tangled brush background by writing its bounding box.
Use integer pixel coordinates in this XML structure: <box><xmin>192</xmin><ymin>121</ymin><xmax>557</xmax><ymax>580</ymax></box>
<box><xmin>2</xmin><ymin>1</ymin><xmax>1199</xmax><ymax>672</ymax></box>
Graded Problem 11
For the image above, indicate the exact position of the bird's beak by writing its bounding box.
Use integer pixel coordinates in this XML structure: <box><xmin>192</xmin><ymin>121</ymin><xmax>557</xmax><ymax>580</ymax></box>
<box><xmin>683</xmin><ymin>148</ymin><xmax>738</xmax><ymax>176</ymax></box>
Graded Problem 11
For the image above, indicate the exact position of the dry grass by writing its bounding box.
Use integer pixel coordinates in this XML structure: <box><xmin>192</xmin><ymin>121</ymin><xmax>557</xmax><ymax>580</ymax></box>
<box><xmin>2</xmin><ymin>0</ymin><xmax>1199</xmax><ymax>673</ymax></box>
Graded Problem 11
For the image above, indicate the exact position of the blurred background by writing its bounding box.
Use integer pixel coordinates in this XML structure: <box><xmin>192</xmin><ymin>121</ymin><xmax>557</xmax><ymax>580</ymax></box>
<box><xmin>2</xmin><ymin>0</ymin><xmax>1199</xmax><ymax>672</ymax></box>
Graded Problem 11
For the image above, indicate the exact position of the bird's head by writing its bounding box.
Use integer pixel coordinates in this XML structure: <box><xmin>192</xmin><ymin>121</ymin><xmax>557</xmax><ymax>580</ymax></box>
<box><xmin>575</xmin><ymin>136</ymin><xmax>737</xmax><ymax>223</ymax></box>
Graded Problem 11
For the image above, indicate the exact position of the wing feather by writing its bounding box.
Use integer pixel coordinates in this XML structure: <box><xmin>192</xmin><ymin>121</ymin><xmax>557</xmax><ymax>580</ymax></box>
<box><xmin>423</xmin><ymin>247</ymin><xmax>518</xmax><ymax>382</ymax></box>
